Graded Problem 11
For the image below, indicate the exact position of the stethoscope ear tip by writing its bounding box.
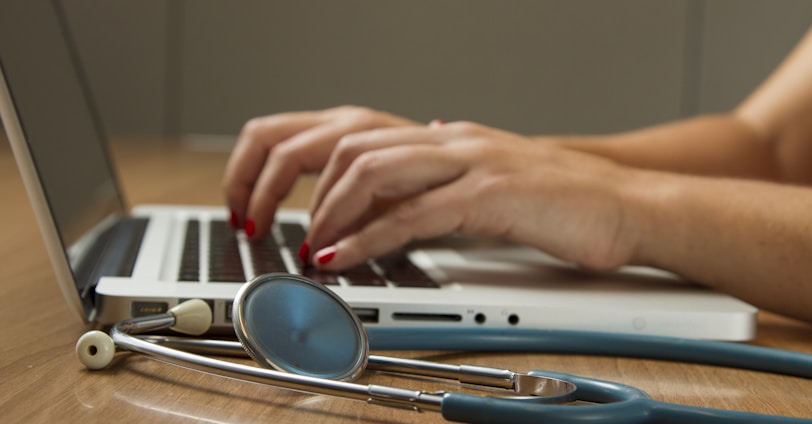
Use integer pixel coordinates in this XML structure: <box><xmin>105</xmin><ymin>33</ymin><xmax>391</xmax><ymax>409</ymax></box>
<box><xmin>76</xmin><ymin>330</ymin><xmax>116</xmax><ymax>370</ymax></box>
<box><xmin>168</xmin><ymin>299</ymin><xmax>212</xmax><ymax>336</ymax></box>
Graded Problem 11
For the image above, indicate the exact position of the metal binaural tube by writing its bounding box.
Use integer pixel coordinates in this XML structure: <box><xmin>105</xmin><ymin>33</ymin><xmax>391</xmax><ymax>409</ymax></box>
<box><xmin>112</xmin><ymin>317</ymin><xmax>445</xmax><ymax>412</ymax></box>
<box><xmin>138</xmin><ymin>334</ymin><xmax>576</xmax><ymax>399</ymax></box>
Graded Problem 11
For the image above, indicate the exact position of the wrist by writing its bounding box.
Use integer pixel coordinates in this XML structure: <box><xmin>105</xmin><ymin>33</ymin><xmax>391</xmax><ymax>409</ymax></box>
<box><xmin>615</xmin><ymin>168</ymin><xmax>687</xmax><ymax>269</ymax></box>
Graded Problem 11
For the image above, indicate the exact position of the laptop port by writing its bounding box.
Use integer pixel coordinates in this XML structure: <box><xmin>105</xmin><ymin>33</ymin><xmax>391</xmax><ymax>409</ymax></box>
<box><xmin>392</xmin><ymin>312</ymin><xmax>462</xmax><ymax>322</ymax></box>
<box><xmin>225</xmin><ymin>301</ymin><xmax>234</xmax><ymax>323</ymax></box>
<box><xmin>131</xmin><ymin>301</ymin><xmax>168</xmax><ymax>317</ymax></box>
<box><xmin>353</xmin><ymin>308</ymin><xmax>379</xmax><ymax>324</ymax></box>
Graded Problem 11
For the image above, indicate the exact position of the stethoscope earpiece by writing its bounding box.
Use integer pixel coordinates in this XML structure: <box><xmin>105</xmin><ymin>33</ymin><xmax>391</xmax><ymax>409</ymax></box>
<box><xmin>76</xmin><ymin>330</ymin><xmax>116</xmax><ymax>370</ymax></box>
<box><xmin>167</xmin><ymin>299</ymin><xmax>212</xmax><ymax>336</ymax></box>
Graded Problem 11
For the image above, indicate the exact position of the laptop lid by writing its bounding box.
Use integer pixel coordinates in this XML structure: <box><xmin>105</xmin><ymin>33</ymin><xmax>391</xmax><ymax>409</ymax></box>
<box><xmin>0</xmin><ymin>0</ymin><xmax>127</xmax><ymax>322</ymax></box>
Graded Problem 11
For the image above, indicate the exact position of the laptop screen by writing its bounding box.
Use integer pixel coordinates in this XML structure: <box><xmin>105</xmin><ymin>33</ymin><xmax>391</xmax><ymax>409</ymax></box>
<box><xmin>0</xmin><ymin>2</ymin><xmax>125</xmax><ymax>282</ymax></box>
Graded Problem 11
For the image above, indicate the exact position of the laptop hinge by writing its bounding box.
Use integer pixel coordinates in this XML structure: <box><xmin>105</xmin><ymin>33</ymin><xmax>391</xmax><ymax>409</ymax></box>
<box><xmin>76</xmin><ymin>217</ymin><xmax>149</xmax><ymax>303</ymax></box>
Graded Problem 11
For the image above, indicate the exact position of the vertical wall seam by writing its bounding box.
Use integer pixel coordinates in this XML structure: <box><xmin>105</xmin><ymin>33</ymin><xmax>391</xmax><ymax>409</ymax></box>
<box><xmin>680</xmin><ymin>0</ymin><xmax>706</xmax><ymax>118</ymax></box>
<box><xmin>164</xmin><ymin>0</ymin><xmax>184</xmax><ymax>138</ymax></box>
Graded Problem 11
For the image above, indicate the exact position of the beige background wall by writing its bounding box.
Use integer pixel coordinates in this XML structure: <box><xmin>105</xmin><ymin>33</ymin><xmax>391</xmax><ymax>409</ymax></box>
<box><xmin>62</xmin><ymin>0</ymin><xmax>812</xmax><ymax>139</ymax></box>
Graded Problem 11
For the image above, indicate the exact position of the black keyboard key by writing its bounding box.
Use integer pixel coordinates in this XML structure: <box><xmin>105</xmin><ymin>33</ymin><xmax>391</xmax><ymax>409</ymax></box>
<box><xmin>376</xmin><ymin>253</ymin><xmax>439</xmax><ymax>288</ymax></box>
<box><xmin>301</xmin><ymin>266</ymin><xmax>340</xmax><ymax>285</ymax></box>
<box><xmin>178</xmin><ymin>220</ymin><xmax>200</xmax><ymax>281</ymax></box>
<box><xmin>194</xmin><ymin>218</ymin><xmax>437</xmax><ymax>288</ymax></box>
<box><xmin>209</xmin><ymin>220</ymin><xmax>245</xmax><ymax>282</ymax></box>
<box><xmin>343</xmin><ymin>263</ymin><xmax>387</xmax><ymax>287</ymax></box>
<box><xmin>249</xmin><ymin>237</ymin><xmax>287</xmax><ymax>275</ymax></box>
<box><xmin>279</xmin><ymin>222</ymin><xmax>307</xmax><ymax>249</ymax></box>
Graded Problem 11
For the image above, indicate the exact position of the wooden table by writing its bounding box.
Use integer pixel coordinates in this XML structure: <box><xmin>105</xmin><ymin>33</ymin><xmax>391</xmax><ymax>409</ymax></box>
<box><xmin>2</xmin><ymin>137</ymin><xmax>811</xmax><ymax>423</ymax></box>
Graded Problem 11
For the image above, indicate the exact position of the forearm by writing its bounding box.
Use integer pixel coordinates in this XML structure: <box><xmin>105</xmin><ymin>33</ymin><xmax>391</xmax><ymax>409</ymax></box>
<box><xmin>553</xmin><ymin>27</ymin><xmax>812</xmax><ymax>185</ymax></box>
<box><xmin>547</xmin><ymin>114</ymin><xmax>780</xmax><ymax>181</ymax></box>
<box><xmin>625</xmin><ymin>169</ymin><xmax>812</xmax><ymax>322</ymax></box>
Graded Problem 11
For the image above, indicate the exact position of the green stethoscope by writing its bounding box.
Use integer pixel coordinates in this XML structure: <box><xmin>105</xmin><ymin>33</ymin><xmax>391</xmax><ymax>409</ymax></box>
<box><xmin>76</xmin><ymin>273</ymin><xmax>812</xmax><ymax>423</ymax></box>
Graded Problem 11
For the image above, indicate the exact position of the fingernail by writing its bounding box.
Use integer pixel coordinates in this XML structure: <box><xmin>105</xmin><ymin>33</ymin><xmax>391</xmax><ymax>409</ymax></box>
<box><xmin>229</xmin><ymin>210</ymin><xmax>239</xmax><ymax>229</ymax></box>
<box><xmin>315</xmin><ymin>245</ymin><xmax>337</xmax><ymax>265</ymax></box>
<box><xmin>298</xmin><ymin>242</ymin><xmax>310</xmax><ymax>263</ymax></box>
<box><xmin>244</xmin><ymin>219</ymin><xmax>255</xmax><ymax>238</ymax></box>
<box><xmin>429</xmin><ymin>119</ymin><xmax>445</xmax><ymax>127</ymax></box>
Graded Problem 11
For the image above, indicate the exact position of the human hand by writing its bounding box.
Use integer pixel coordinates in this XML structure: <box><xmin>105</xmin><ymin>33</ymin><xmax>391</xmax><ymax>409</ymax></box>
<box><xmin>222</xmin><ymin>106</ymin><xmax>417</xmax><ymax>238</ymax></box>
<box><xmin>305</xmin><ymin>121</ymin><xmax>642</xmax><ymax>271</ymax></box>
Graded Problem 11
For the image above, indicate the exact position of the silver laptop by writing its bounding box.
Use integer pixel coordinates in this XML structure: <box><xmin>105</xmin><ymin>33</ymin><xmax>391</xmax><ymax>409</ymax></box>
<box><xmin>0</xmin><ymin>0</ymin><xmax>757</xmax><ymax>342</ymax></box>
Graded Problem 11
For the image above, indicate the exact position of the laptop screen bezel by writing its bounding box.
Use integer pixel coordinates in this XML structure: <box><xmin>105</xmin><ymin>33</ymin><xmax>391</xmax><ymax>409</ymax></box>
<box><xmin>0</xmin><ymin>0</ymin><xmax>130</xmax><ymax>323</ymax></box>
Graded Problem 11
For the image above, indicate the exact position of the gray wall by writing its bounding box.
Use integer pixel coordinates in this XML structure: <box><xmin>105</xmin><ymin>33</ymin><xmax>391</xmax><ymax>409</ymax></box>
<box><xmin>62</xmin><ymin>0</ymin><xmax>812</xmax><ymax>139</ymax></box>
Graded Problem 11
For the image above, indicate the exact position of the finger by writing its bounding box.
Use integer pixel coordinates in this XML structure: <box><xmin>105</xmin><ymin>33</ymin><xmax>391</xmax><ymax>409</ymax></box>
<box><xmin>312</xmin><ymin>181</ymin><xmax>469</xmax><ymax>270</ymax></box>
<box><xmin>308</xmin><ymin>143</ymin><xmax>467</xmax><ymax>253</ymax></box>
<box><xmin>243</xmin><ymin>119</ymin><xmax>368</xmax><ymax>239</ymax></box>
<box><xmin>309</xmin><ymin>125</ymin><xmax>455</xmax><ymax>218</ymax></box>
<box><xmin>222</xmin><ymin>112</ymin><xmax>324</xmax><ymax>226</ymax></box>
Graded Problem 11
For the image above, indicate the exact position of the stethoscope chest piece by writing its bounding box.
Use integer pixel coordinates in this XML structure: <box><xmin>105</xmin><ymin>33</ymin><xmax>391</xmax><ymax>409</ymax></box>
<box><xmin>232</xmin><ymin>273</ymin><xmax>369</xmax><ymax>381</ymax></box>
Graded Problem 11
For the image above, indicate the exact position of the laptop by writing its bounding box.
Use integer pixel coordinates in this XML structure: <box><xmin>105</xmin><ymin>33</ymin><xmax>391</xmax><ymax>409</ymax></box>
<box><xmin>0</xmin><ymin>0</ymin><xmax>757</xmax><ymax>342</ymax></box>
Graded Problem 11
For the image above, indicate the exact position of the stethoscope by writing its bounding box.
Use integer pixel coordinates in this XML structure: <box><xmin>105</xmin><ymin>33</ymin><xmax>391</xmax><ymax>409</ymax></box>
<box><xmin>76</xmin><ymin>273</ymin><xmax>812</xmax><ymax>423</ymax></box>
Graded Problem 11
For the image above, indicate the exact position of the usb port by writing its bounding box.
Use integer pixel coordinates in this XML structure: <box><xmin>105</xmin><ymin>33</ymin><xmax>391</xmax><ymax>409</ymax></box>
<box><xmin>131</xmin><ymin>301</ymin><xmax>168</xmax><ymax>317</ymax></box>
<box><xmin>353</xmin><ymin>308</ymin><xmax>379</xmax><ymax>323</ymax></box>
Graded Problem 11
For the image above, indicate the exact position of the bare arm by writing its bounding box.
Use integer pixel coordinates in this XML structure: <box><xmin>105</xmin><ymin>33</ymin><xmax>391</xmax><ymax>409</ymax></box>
<box><xmin>558</xmin><ymin>27</ymin><xmax>812</xmax><ymax>321</ymax></box>
<box><xmin>624</xmin><ymin>170</ymin><xmax>812</xmax><ymax>322</ymax></box>
<box><xmin>554</xmin><ymin>27</ymin><xmax>812</xmax><ymax>185</ymax></box>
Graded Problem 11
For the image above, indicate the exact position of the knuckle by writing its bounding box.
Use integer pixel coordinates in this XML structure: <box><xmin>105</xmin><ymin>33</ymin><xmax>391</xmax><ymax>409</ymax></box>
<box><xmin>477</xmin><ymin>173</ymin><xmax>513</xmax><ymax>197</ymax></box>
<box><xmin>333</xmin><ymin>104</ymin><xmax>363</xmax><ymax>114</ymax></box>
<box><xmin>339</xmin><ymin>105</ymin><xmax>379</xmax><ymax>127</ymax></box>
<box><xmin>239</xmin><ymin>117</ymin><xmax>267</xmax><ymax>141</ymax></box>
<box><xmin>270</xmin><ymin>139</ymin><xmax>295</xmax><ymax>159</ymax></box>
<box><xmin>451</xmin><ymin>137</ymin><xmax>496</xmax><ymax>161</ymax></box>
<box><xmin>334</xmin><ymin>134</ymin><xmax>367</xmax><ymax>164</ymax></box>
<box><xmin>447</xmin><ymin>120</ymin><xmax>484</xmax><ymax>136</ymax></box>
<box><xmin>391</xmin><ymin>199</ymin><xmax>422</xmax><ymax>227</ymax></box>
<box><xmin>350</xmin><ymin>151</ymin><xmax>386</xmax><ymax>180</ymax></box>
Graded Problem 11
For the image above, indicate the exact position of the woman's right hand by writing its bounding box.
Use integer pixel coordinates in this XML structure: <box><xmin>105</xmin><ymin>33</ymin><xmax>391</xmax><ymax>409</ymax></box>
<box><xmin>222</xmin><ymin>106</ymin><xmax>418</xmax><ymax>239</ymax></box>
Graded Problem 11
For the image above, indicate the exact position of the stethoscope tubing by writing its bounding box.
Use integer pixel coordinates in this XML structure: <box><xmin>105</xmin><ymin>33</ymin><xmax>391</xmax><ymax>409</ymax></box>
<box><xmin>442</xmin><ymin>392</ymin><xmax>812</xmax><ymax>424</ymax></box>
<box><xmin>444</xmin><ymin>371</ymin><xmax>812</xmax><ymax>424</ymax></box>
<box><xmin>138</xmin><ymin>334</ymin><xmax>812</xmax><ymax>423</ymax></box>
<box><xmin>367</xmin><ymin>327</ymin><xmax>812</xmax><ymax>378</ymax></box>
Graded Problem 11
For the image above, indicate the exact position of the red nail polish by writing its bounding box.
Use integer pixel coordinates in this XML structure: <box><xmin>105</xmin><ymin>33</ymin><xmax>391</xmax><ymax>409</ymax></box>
<box><xmin>244</xmin><ymin>219</ymin><xmax>255</xmax><ymax>238</ymax></box>
<box><xmin>315</xmin><ymin>246</ymin><xmax>336</xmax><ymax>265</ymax></box>
<box><xmin>298</xmin><ymin>242</ymin><xmax>310</xmax><ymax>263</ymax></box>
<box><xmin>229</xmin><ymin>210</ymin><xmax>239</xmax><ymax>229</ymax></box>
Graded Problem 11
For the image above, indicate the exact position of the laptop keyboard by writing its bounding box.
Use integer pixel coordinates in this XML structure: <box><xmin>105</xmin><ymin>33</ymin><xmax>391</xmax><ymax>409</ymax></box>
<box><xmin>179</xmin><ymin>219</ymin><xmax>438</xmax><ymax>288</ymax></box>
